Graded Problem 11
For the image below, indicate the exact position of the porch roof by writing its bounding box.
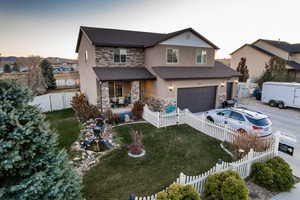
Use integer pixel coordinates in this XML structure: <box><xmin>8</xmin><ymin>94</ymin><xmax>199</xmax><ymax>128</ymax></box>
<box><xmin>152</xmin><ymin>61</ymin><xmax>241</xmax><ymax>80</ymax></box>
<box><xmin>93</xmin><ymin>67</ymin><xmax>156</xmax><ymax>81</ymax></box>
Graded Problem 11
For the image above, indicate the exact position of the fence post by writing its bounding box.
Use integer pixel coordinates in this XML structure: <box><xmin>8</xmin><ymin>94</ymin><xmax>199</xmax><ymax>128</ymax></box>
<box><xmin>246</xmin><ymin>148</ymin><xmax>254</xmax><ymax>177</ymax></box>
<box><xmin>176</xmin><ymin>107</ymin><xmax>180</xmax><ymax>125</ymax></box>
<box><xmin>274</xmin><ymin>131</ymin><xmax>281</xmax><ymax>156</ymax></box>
<box><xmin>49</xmin><ymin>95</ymin><xmax>53</xmax><ymax>112</ymax></box>
<box><xmin>179</xmin><ymin>172</ymin><xmax>186</xmax><ymax>185</ymax></box>
<box><xmin>216</xmin><ymin>159</ymin><xmax>223</xmax><ymax>172</ymax></box>
<box><xmin>157</xmin><ymin>112</ymin><xmax>160</xmax><ymax>128</ymax></box>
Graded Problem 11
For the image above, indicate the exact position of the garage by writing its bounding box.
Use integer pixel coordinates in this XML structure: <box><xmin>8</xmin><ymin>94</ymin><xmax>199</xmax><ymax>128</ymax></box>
<box><xmin>177</xmin><ymin>86</ymin><xmax>217</xmax><ymax>112</ymax></box>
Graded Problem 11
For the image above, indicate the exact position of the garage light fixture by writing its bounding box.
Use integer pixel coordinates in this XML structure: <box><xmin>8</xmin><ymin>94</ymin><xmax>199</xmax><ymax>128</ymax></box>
<box><xmin>234</xmin><ymin>80</ymin><xmax>239</xmax><ymax>84</ymax></box>
<box><xmin>220</xmin><ymin>82</ymin><xmax>225</xmax><ymax>87</ymax></box>
<box><xmin>168</xmin><ymin>86</ymin><xmax>174</xmax><ymax>92</ymax></box>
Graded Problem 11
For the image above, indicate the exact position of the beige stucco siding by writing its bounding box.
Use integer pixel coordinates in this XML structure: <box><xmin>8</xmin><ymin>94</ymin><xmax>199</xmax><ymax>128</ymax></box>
<box><xmin>231</xmin><ymin>45</ymin><xmax>271</xmax><ymax>80</ymax></box>
<box><xmin>151</xmin><ymin>77</ymin><xmax>238</xmax><ymax>108</ymax></box>
<box><xmin>78</xmin><ymin>32</ymin><xmax>98</xmax><ymax>105</ymax></box>
<box><xmin>254</xmin><ymin>40</ymin><xmax>289</xmax><ymax>60</ymax></box>
<box><xmin>145</xmin><ymin>45</ymin><xmax>215</xmax><ymax>67</ymax></box>
<box><xmin>291</xmin><ymin>53</ymin><xmax>300</xmax><ymax>63</ymax></box>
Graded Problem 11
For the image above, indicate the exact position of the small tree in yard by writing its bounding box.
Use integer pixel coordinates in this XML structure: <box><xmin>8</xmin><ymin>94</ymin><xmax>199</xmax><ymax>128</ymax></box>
<box><xmin>3</xmin><ymin>64</ymin><xmax>12</xmax><ymax>73</ymax></box>
<box><xmin>71</xmin><ymin>93</ymin><xmax>101</xmax><ymax>122</ymax></box>
<box><xmin>0</xmin><ymin>80</ymin><xmax>82</xmax><ymax>200</ymax></box>
<box><xmin>257</xmin><ymin>56</ymin><xmax>290</xmax><ymax>88</ymax></box>
<box><xmin>40</xmin><ymin>59</ymin><xmax>56</xmax><ymax>89</ymax></box>
<box><xmin>236</xmin><ymin>57</ymin><xmax>249</xmax><ymax>82</ymax></box>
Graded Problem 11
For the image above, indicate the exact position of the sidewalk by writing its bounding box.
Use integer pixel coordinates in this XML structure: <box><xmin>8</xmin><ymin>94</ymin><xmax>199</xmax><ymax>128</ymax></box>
<box><xmin>272</xmin><ymin>183</ymin><xmax>300</xmax><ymax>200</ymax></box>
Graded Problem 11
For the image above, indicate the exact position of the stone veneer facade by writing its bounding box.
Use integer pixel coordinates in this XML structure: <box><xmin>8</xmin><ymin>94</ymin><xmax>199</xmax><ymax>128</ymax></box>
<box><xmin>95</xmin><ymin>47</ymin><xmax>145</xmax><ymax>67</ymax></box>
<box><xmin>99</xmin><ymin>81</ymin><xmax>110</xmax><ymax>111</ymax></box>
<box><xmin>130</xmin><ymin>81</ymin><xmax>140</xmax><ymax>104</ymax></box>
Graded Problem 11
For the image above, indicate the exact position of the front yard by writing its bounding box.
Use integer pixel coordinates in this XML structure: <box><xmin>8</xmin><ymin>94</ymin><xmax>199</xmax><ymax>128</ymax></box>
<box><xmin>83</xmin><ymin>123</ymin><xmax>232</xmax><ymax>200</ymax></box>
<box><xmin>45</xmin><ymin>109</ymin><xmax>232</xmax><ymax>200</ymax></box>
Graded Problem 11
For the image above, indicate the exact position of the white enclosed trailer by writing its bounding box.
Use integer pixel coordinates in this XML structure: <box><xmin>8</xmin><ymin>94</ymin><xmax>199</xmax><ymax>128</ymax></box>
<box><xmin>262</xmin><ymin>82</ymin><xmax>300</xmax><ymax>109</ymax></box>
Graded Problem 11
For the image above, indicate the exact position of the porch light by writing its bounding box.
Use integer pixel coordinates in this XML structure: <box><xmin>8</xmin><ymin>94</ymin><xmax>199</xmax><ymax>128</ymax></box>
<box><xmin>220</xmin><ymin>82</ymin><xmax>225</xmax><ymax>87</ymax></box>
<box><xmin>234</xmin><ymin>80</ymin><xmax>239</xmax><ymax>84</ymax></box>
<box><xmin>168</xmin><ymin>86</ymin><xmax>174</xmax><ymax>92</ymax></box>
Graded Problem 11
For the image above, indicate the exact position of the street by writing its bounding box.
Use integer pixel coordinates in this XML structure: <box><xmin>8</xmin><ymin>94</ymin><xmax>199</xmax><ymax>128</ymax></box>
<box><xmin>240</xmin><ymin>98</ymin><xmax>300</xmax><ymax>177</ymax></box>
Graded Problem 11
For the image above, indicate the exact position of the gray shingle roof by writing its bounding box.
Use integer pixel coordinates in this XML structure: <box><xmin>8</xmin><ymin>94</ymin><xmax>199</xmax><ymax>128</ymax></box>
<box><xmin>259</xmin><ymin>39</ymin><xmax>300</xmax><ymax>53</ymax></box>
<box><xmin>286</xmin><ymin>61</ymin><xmax>300</xmax><ymax>70</ymax></box>
<box><xmin>76</xmin><ymin>27</ymin><xmax>219</xmax><ymax>52</ymax></box>
<box><xmin>93</xmin><ymin>67</ymin><xmax>156</xmax><ymax>81</ymax></box>
<box><xmin>152</xmin><ymin>61</ymin><xmax>241</xmax><ymax>80</ymax></box>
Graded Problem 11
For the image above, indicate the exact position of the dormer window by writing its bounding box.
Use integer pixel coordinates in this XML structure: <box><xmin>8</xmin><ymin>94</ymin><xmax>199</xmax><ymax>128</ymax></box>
<box><xmin>114</xmin><ymin>48</ymin><xmax>127</xmax><ymax>63</ymax></box>
<box><xmin>167</xmin><ymin>48</ymin><xmax>179</xmax><ymax>64</ymax></box>
<box><xmin>196</xmin><ymin>49</ymin><xmax>207</xmax><ymax>64</ymax></box>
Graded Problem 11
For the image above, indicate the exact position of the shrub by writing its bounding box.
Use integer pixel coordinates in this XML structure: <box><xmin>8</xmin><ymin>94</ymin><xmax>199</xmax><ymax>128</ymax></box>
<box><xmin>157</xmin><ymin>184</ymin><xmax>201</xmax><ymax>200</ymax></box>
<box><xmin>251</xmin><ymin>157</ymin><xmax>295</xmax><ymax>192</ymax></box>
<box><xmin>232</xmin><ymin>132</ymin><xmax>271</xmax><ymax>158</ymax></box>
<box><xmin>251</xmin><ymin>162</ymin><xmax>274</xmax><ymax>186</ymax></box>
<box><xmin>71</xmin><ymin>93</ymin><xmax>101</xmax><ymax>122</ymax></box>
<box><xmin>132</xmin><ymin>100</ymin><xmax>144</xmax><ymax>120</ymax></box>
<box><xmin>204</xmin><ymin>170</ymin><xmax>248</xmax><ymax>200</ymax></box>
<box><xmin>221</xmin><ymin>176</ymin><xmax>249</xmax><ymax>200</ymax></box>
<box><xmin>128</xmin><ymin>130</ymin><xmax>144</xmax><ymax>155</ymax></box>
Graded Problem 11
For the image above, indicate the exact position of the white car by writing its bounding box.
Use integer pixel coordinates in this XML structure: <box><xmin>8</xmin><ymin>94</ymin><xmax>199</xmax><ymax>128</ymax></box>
<box><xmin>205</xmin><ymin>107</ymin><xmax>272</xmax><ymax>137</ymax></box>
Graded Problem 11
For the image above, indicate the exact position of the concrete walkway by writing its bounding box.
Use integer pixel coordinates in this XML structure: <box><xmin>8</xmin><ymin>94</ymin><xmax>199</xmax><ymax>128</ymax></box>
<box><xmin>272</xmin><ymin>183</ymin><xmax>300</xmax><ymax>200</ymax></box>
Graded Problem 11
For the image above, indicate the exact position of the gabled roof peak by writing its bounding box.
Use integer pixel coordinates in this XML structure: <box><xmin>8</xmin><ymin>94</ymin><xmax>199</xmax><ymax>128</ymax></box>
<box><xmin>75</xmin><ymin>26</ymin><xmax>219</xmax><ymax>52</ymax></box>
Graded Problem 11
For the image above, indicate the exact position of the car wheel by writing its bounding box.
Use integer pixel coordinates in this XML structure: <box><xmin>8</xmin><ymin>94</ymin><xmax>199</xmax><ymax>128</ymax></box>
<box><xmin>269</xmin><ymin>100</ymin><xmax>277</xmax><ymax>107</ymax></box>
<box><xmin>207</xmin><ymin>116</ymin><xmax>214</xmax><ymax>123</ymax></box>
<box><xmin>278</xmin><ymin>102</ymin><xmax>285</xmax><ymax>109</ymax></box>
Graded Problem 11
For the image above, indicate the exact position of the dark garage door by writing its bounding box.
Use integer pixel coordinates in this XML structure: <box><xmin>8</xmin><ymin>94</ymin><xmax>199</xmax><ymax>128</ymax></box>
<box><xmin>177</xmin><ymin>86</ymin><xmax>217</xmax><ymax>112</ymax></box>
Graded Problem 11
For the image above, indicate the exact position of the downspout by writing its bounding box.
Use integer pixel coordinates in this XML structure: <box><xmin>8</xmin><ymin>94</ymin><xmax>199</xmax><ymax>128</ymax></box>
<box><xmin>97</xmin><ymin>79</ymin><xmax>103</xmax><ymax>113</ymax></box>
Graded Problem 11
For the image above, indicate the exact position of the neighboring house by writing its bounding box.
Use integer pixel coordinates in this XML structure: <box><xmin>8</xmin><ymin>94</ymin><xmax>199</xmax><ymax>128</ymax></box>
<box><xmin>76</xmin><ymin>26</ymin><xmax>240</xmax><ymax>113</ymax></box>
<box><xmin>231</xmin><ymin>39</ymin><xmax>300</xmax><ymax>81</ymax></box>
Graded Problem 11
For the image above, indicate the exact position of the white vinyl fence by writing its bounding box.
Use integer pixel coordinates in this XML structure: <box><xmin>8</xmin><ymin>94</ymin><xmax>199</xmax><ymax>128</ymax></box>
<box><xmin>138</xmin><ymin>105</ymin><xmax>279</xmax><ymax>200</ymax></box>
<box><xmin>29</xmin><ymin>92</ymin><xmax>76</xmax><ymax>112</ymax></box>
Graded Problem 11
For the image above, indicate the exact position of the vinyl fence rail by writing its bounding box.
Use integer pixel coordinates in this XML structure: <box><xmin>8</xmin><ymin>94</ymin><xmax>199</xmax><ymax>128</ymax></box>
<box><xmin>29</xmin><ymin>92</ymin><xmax>76</xmax><ymax>112</ymax></box>
<box><xmin>138</xmin><ymin>105</ymin><xmax>280</xmax><ymax>200</ymax></box>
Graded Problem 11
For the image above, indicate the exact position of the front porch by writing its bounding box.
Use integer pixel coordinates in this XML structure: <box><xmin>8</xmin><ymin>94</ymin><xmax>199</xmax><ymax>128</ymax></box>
<box><xmin>98</xmin><ymin>80</ymin><xmax>154</xmax><ymax>112</ymax></box>
<box><xmin>93</xmin><ymin>67</ymin><xmax>156</xmax><ymax>112</ymax></box>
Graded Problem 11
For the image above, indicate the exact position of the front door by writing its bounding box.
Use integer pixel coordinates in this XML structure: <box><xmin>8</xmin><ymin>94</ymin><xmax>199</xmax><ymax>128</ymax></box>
<box><xmin>226</xmin><ymin>82</ymin><xmax>233</xmax><ymax>100</ymax></box>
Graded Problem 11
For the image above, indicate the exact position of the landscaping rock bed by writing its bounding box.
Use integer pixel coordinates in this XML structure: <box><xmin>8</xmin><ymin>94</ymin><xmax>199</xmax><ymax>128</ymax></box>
<box><xmin>247</xmin><ymin>180</ymin><xmax>274</xmax><ymax>200</ymax></box>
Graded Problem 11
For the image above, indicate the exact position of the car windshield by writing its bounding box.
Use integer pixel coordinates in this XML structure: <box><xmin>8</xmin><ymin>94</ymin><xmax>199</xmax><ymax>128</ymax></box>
<box><xmin>246</xmin><ymin>116</ymin><xmax>270</xmax><ymax>126</ymax></box>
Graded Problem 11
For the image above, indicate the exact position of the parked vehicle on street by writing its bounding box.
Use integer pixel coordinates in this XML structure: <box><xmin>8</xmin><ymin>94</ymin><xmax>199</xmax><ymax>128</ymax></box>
<box><xmin>205</xmin><ymin>107</ymin><xmax>272</xmax><ymax>137</ymax></box>
<box><xmin>262</xmin><ymin>82</ymin><xmax>300</xmax><ymax>109</ymax></box>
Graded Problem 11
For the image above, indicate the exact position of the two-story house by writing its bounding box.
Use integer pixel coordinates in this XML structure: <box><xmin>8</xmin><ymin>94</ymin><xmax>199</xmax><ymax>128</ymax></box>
<box><xmin>76</xmin><ymin>26</ymin><xmax>240</xmax><ymax>112</ymax></box>
<box><xmin>231</xmin><ymin>39</ymin><xmax>300</xmax><ymax>81</ymax></box>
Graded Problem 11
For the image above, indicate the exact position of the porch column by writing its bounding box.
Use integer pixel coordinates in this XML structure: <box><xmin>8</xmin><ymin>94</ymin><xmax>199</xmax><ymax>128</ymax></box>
<box><xmin>101</xmin><ymin>81</ymin><xmax>110</xmax><ymax>111</ymax></box>
<box><xmin>131</xmin><ymin>81</ymin><xmax>140</xmax><ymax>104</ymax></box>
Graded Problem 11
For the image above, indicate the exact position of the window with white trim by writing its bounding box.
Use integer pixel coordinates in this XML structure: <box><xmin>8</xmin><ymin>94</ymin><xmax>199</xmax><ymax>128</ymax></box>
<box><xmin>114</xmin><ymin>48</ymin><xmax>127</xmax><ymax>63</ymax></box>
<box><xmin>196</xmin><ymin>49</ymin><xmax>207</xmax><ymax>64</ymax></box>
<box><xmin>167</xmin><ymin>48</ymin><xmax>179</xmax><ymax>64</ymax></box>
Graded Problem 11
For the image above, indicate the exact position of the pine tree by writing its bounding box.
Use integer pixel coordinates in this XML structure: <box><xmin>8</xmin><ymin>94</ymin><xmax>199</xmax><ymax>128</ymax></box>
<box><xmin>236</xmin><ymin>57</ymin><xmax>249</xmax><ymax>82</ymax></box>
<box><xmin>40</xmin><ymin>59</ymin><xmax>56</xmax><ymax>90</ymax></box>
<box><xmin>3</xmin><ymin>64</ymin><xmax>12</xmax><ymax>73</ymax></box>
<box><xmin>0</xmin><ymin>80</ymin><xmax>81</xmax><ymax>200</ymax></box>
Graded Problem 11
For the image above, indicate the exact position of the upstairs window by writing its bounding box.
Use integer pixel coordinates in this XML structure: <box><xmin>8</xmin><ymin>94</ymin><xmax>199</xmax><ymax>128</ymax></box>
<box><xmin>167</xmin><ymin>48</ymin><xmax>179</xmax><ymax>64</ymax></box>
<box><xmin>196</xmin><ymin>49</ymin><xmax>207</xmax><ymax>64</ymax></box>
<box><xmin>114</xmin><ymin>49</ymin><xmax>127</xmax><ymax>63</ymax></box>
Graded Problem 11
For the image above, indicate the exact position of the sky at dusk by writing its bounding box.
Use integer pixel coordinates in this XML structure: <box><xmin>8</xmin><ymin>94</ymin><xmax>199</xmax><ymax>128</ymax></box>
<box><xmin>1</xmin><ymin>0</ymin><xmax>299</xmax><ymax>59</ymax></box>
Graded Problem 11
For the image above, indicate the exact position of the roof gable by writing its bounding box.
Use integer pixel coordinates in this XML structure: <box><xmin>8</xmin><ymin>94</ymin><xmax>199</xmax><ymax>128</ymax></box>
<box><xmin>252</xmin><ymin>39</ymin><xmax>300</xmax><ymax>54</ymax></box>
<box><xmin>160</xmin><ymin>31</ymin><xmax>213</xmax><ymax>48</ymax></box>
<box><xmin>75</xmin><ymin>27</ymin><xmax>219</xmax><ymax>52</ymax></box>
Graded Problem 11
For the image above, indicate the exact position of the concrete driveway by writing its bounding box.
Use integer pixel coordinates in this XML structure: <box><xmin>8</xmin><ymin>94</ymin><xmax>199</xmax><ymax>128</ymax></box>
<box><xmin>239</xmin><ymin>97</ymin><xmax>300</xmax><ymax>177</ymax></box>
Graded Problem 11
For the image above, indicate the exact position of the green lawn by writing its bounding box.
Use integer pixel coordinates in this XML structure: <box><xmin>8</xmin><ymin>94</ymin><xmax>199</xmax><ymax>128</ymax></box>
<box><xmin>45</xmin><ymin>109</ymin><xmax>80</xmax><ymax>150</ymax></box>
<box><xmin>82</xmin><ymin>123</ymin><xmax>232</xmax><ymax>200</ymax></box>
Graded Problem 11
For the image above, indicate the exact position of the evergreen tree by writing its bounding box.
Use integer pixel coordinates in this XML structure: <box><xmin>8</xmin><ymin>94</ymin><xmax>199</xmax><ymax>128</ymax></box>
<box><xmin>40</xmin><ymin>59</ymin><xmax>56</xmax><ymax>90</ymax></box>
<box><xmin>0</xmin><ymin>80</ymin><xmax>81</xmax><ymax>200</ymax></box>
<box><xmin>236</xmin><ymin>57</ymin><xmax>249</xmax><ymax>82</ymax></box>
<box><xmin>3</xmin><ymin>64</ymin><xmax>12</xmax><ymax>73</ymax></box>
